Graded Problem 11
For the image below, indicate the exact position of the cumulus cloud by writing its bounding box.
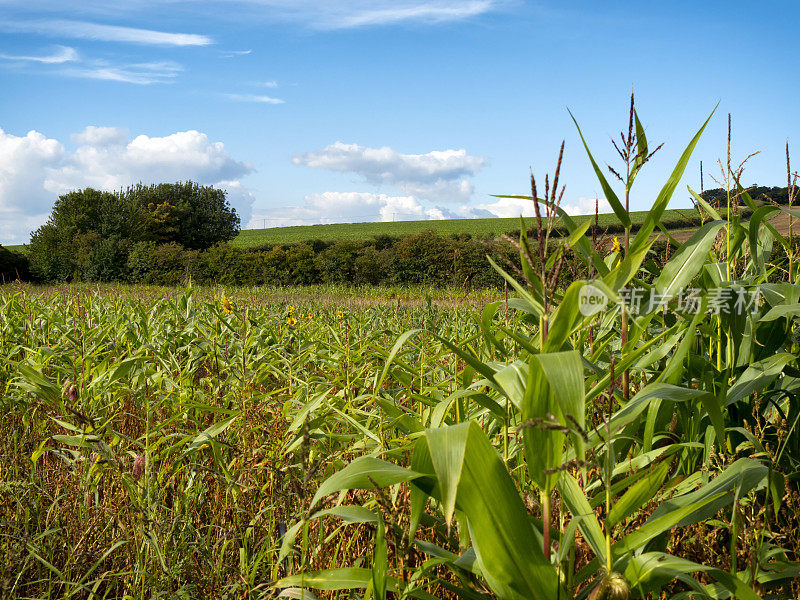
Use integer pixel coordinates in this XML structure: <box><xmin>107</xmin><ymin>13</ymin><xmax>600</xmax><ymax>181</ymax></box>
<box><xmin>251</xmin><ymin>191</ymin><xmax>444</xmax><ymax>228</ymax></box>
<box><xmin>0</xmin><ymin>126</ymin><xmax>254</xmax><ymax>244</ymax></box>
<box><xmin>469</xmin><ymin>195</ymin><xmax>612</xmax><ymax>218</ymax></box>
<box><xmin>294</xmin><ymin>142</ymin><xmax>486</xmax><ymax>202</ymax></box>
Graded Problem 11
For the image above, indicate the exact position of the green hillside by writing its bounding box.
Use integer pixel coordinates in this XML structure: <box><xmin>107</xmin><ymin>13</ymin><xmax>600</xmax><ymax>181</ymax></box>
<box><xmin>3</xmin><ymin>208</ymin><xmax>705</xmax><ymax>252</ymax></box>
<box><xmin>232</xmin><ymin>208</ymin><xmax>701</xmax><ymax>248</ymax></box>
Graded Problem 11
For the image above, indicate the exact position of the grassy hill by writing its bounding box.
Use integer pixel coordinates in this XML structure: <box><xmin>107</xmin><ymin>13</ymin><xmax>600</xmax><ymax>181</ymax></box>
<box><xmin>232</xmin><ymin>208</ymin><xmax>702</xmax><ymax>248</ymax></box>
<box><xmin>0</xmin><ymin>207</ymin><xmax>719</xmax><ymax>252</ymax></box>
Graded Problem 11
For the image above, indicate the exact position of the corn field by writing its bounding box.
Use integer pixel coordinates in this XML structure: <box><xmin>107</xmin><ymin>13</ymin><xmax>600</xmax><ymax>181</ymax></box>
<box><xmin>3</xmin><ymin>107</ymin><xmax>800</xmax><ymax>599</ymax></box>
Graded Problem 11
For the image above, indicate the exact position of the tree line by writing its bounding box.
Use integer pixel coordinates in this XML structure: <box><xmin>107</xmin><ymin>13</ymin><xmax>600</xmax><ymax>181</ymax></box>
<box><xmin>0</xmin><ymin>183</ymin><xmax>790</xmax><ymax>286</ymax></box>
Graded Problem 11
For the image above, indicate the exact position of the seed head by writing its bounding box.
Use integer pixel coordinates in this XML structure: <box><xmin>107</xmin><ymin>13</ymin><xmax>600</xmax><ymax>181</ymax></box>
<box><xmin>132</xmin><ymin>454</ymin><xmax>145</xmax><ymax>480</ymax></box>
<box><xmin>63</xmin><ymin>380</ymin><xmax>78</xmax><ymax>402</ymax></box>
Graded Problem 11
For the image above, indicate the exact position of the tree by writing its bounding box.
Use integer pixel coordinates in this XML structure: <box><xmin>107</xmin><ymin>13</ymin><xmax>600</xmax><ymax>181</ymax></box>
<box><xmin>126</xmin><ymin>182</ymin><xmax>240</xmax><ymax>250</ymax></box>
<box><xmin>27</xmin><ymin>181</ymin><xmax>240</xmax><ymax>281</ymax></box>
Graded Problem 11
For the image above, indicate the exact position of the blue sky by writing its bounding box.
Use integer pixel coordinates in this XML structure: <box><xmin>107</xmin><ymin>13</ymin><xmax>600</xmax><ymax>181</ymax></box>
<box><xmin>1</xmin><ymin>0</ymin><xmax>798</xmax><ymax>244</ymax></box>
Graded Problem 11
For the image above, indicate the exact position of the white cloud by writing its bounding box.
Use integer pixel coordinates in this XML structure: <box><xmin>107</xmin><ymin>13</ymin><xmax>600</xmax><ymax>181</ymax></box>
<box><xmin>0</xmin><ymin>1</ymin><xmax>501</xmax><ymax>30</ymax></box>
<box><xmin>0</xmin><ymin>44</ymin><xmax>77</xmax><ymax>63</ymax></box>
<box><xmin>294</xmin><ymin>142</ymin><xmax>486</xmax><ymax>202</ymax></box>
<box><xmin>328</xmin><ymin>0</ymin><xmax>497</xmax><ymax>28</ymax></box>
<box><xmin>70</xmin><ymin>125</ymin><xmax>128</xmax><ymax>146</ymax></box>
<box><xmin>1</xmin><ymin>19</ymin><xmax>213</xmax><ymax>46</ymax></box>
<box><xmin>561</xmin><ymin>196</ymin><xmax>611</xmax><ymax>216</ymax></box>
<box><xmin>247</xmin><ymin>191</ymin><xmax>613</xmax><ymax>233</ymax></box>
<box><xmin>250</xmin><ymin>191</ymin><xmax>445</xmax><ymax>228</ymax></box>
<box><xmin>221</xmin><ymin>49</ymin><xmax>252</xmax><ymax>57</ymax></box>
<box><xmin>62</xmin><ymin>59</ymin><xmax>182</xmax><ymax>85</ymax></box>
<box><xmin>222</xmin><ymin>0</ymin><xmax>500</xmax><ymax>30</ymax></box>
<box><xmin>223</xmin><ymin>93</ymin><xmax>285</xmax><ymax>104</ymax></box>
<box><xmin>470</xmin><ymin>195</ymin><xmax>611</xmax><ymax>218</ymax></box>
<box><xmin>0</xmin><ymin>126</ymin><xmax>254</xmax><ymax>244</ymax></box>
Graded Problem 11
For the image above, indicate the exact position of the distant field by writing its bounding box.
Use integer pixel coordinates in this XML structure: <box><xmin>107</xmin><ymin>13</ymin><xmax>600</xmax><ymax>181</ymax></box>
<box><xmin>232</xmin><ymin>208</ymin><xmax>702</xmax><ymax>248</ymax></box>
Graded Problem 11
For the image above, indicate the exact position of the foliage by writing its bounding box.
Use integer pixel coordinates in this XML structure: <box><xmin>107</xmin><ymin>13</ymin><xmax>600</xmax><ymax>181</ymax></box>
<box><xmin>0</xmin><ymin>244</ymin><xmax>30</xmax><ymax>281</ymax></box>
<box><xmin>27</xmin><ymin>182</ymin><xmax>239</xmax><ymax>282</ymax></box>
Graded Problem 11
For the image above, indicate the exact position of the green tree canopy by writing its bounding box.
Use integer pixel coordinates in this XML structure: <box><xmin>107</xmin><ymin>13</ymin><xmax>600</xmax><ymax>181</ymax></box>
<box><xmin>28</xmin><ymin>181</ymin><xmax>240</xmax><ymax>281</ymax></box>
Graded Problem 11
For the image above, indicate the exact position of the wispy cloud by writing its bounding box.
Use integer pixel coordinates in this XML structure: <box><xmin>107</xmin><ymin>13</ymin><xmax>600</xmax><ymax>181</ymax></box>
<box><xmin>1</xmin><ymin>19</ymin><xmax>213</xmax><ymax>46</ymax></box>
<box><xmin>244</xmin><ymin>0</ymin><xmax>501</xmax><ymax>29</ymax></box>
<box><xmin>0</xmin><ymin>44</ymin><xmax>78</xmax><ymax>64</ymax></box>
<box><xmin>0</xmin><ymin>1</ymin><xmax>502</xmax><ymax>31</ymax></box>
<box><xmin>325</xmin><ymin>1</ymin><xmax>498</xmax><ymax>29</ymax></box>
<box><xmin>224</xmin><ymin>93</ymin><xmax>285</xmax><ymax>104</ymax></box>
<box><xmin>221</xmin><ymin>49</ymin><xmax>252</xmax><ymax>57</ymax></box>
<box><xmin>64</xmin><ymin>60</ymin><xmax>183</xmax><ymax>85</ymax></box>
<box><xmin>256</xmin><ymin>80</ymin><xmax>278</xmax><ymax>88</ymax></box>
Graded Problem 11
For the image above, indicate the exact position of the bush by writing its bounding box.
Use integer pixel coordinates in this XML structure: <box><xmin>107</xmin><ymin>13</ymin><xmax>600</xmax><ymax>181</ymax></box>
<box><xmin>315</xmin><ymin>240</ymin><xmax>364</xmax><ymax>283</ymax></box>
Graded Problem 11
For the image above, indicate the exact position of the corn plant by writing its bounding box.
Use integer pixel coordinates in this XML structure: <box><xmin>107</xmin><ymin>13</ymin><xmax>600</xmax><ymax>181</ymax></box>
<box><xmin>280</xmin><ymin>107</ymin><xmax>800</xmax><ymax>599</ymax></box>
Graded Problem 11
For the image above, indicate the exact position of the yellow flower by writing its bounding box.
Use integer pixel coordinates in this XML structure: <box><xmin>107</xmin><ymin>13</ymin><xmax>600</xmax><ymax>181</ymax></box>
<box><xmin>611</xmin><ymin>237</ymin><xmax>622</xmax><ymax>253</ymax></box>
<box><xmin>220</xmin><ymin>294</ymin><xmax>234</xmax><ymax>314</ymax></box>
<box><xmin>337</xmin><ymin>310</ymin><xmax>344</xmax><ymax>318</ymax></box>
<box><xmin>287</xmin><ymin>315</ymin><xmax>298</xmax><ymax>327</ymax></box>
<box><xmin>305</xmin><ymin>313</ymin><xmax>312</xmax><ymax>322</ymax></box>
<box><xmin>288</xmin><ymin>305</ymin><xmax>295</xmax><ymax>314</ymax></box>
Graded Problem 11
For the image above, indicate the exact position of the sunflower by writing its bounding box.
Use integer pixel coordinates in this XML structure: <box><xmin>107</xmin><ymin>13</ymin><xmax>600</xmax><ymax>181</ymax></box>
<box><xmin>611</xmin><ymin>236</ymin><xmax>622</xmax><ymax>253</ymax></box>
<box><xmin>305</xmin><ymin>313</ymin><xmax>313</xmax><ymax>322</ymax></box>
<box><xmin>220</xmin><ymin>294</ymin><xmax>234</xmax><ymax>314</ymax></box>
<box><xmin>287</xmin><ymin>315</ymin><xmax>298</xmax><ymax>327</ymax></box>
<box><xmin>337</xmin><ymin>310</ymin><xmax>344</xmax><ymax>318</ymax></box>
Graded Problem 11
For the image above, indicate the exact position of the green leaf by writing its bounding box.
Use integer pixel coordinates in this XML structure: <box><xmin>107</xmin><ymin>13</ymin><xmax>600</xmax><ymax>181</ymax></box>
<box><xmin>310</xmin><ymin>457</ymin><xmax>423</xmax><ymax>509</ymax></box>
<box><xmin>726</xmin><ymin>353</ymin><xmax>795</xmax><ymax>406</ymax></box>
<box><xmin>425</xmin><ymin>422</ymin><xmax>469</xmax><ymax>526</ymax></box>
<box><xmin>558</xmin><ymin>473</ymin><xmax>606</xmax><ymax>562</ymax></box>
<box><xmin>423</xmin><ymin>422</ymin><xmax>566</xmax><ymax>600</ymax></box>
<box><xmin>374</xmin><ymin>329</ymin><xmax>421</xmax><ymax>395</ymax></box>
<box><xmin>182</xmin><ymin>414</ymin><xmax>239</xmax><ymax>456</ymax></box>
<box><xmin>647</xmin><ymin>458</ymin><xmax>768</xmax><ymax>528</ymax></box>
<box><xmin>606</xmin><ymin>460</ymin><xmax>670</xmax><ymax>530</ymax></box>
<box><xmin>759</xmin><ymin>303</ymin><xmax>800</xmax><ymax>323</ymax></box>
<box><xmin>687</xmin><ymin>185</ymin><xmax>721</xmax><ymax>220</ymax></box>
<box><xmin>655</xmin><ymin>220</ymin><xmax>726</xmax><ymax>301</ymax></box>
<box><xmin>372</xmin><ymin>515</ymin><xmax>387</xmax><ymax>600</ymax></box>
<box><xmin>522</xmin><ymin>356</ymin><xmax>563</xmax><ymax>491</ymax></box>
<box><xmin>749</xmin><ymin>205</ymin><xmax>781</xmax><ymax>277</ymax></box>
<box><xmin>276</xmin><ymin>568</ymin><xmax>374</xmax><ymax>591</ymax></box>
